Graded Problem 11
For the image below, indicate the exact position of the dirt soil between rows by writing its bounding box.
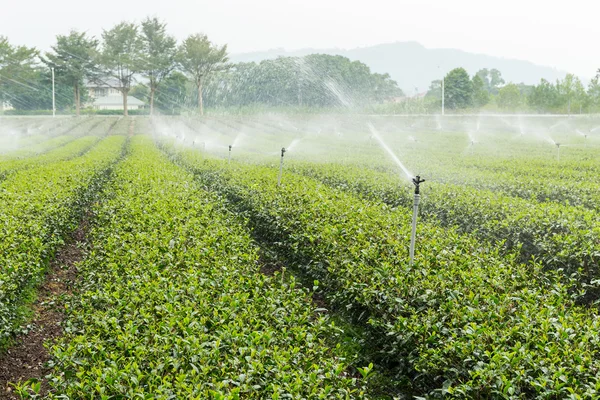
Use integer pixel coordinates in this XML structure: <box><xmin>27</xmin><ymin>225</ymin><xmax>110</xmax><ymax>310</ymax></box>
<box><xmin>0</xmin><ymin>216</ymin><xmax>90</xmax><ymax>399</ymax></box>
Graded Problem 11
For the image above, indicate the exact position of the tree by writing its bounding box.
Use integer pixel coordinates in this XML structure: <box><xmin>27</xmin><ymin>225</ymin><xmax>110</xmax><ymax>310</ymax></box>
<box><xmin>489</xmin><ymin>68</ymin><xmax>505</xmax><ymax>94</ymax></box>
<box><xmin>556</xmin><ymin>74</ymin><xmax>587</xmax><ymax>114</ymax></box>
<box><xmin>475</xmin><ymin>68</ymin><xmax>504</xmax><ymax>94</ymax></box>
<box><xmin>200</xmin><ymin>55</ymin><xmax>402</xmax><ymax>110</ymax></box>
<box><xmin>571</xmin><ymin>77</ymin><xmax>588</xmax><ymax>114</ymax></box>
<box><xmin>497</xmin><ymin>83</ymin><xmax>522</xmax><ymax>111</ymax></box>
<box><xmin>425</xmin><ymin>79</ymin><xmax>442</xmax><ymax>98</ymax></box>
<box><xmin>557</xmin><ymin>74</ymin><xmax>575</xmax><ymax>113</ymax></box>
<box><xmin>179</xmin><ymin>34</ymin><xmax>229</xmax><ymax>115</ymax></box>
<box><xmin>587</xmin><ymin>70</ymin><xmax>600</xmax><ymax>112</ymax></box>
<box><xmin>472</xmin><ymin>74</ymin><xmax>489</xmax><ymax>108</ymax></box>
<box><xmin>100</xmin><ymin>22</ymin><xmax>144</xmax><ymax>116</ymax></box>
<box><xmin>475</xmin><ymin>69</ymin><xmax>491</xmax><ymax>93</ymax></box>
<box><xmin>0</xmin><ymin>36</ymin><xmax>38</xmax><ymax>111</ymax></box>
<box><xmin>139</xmin><ymin>17</ymin><xmax>177</xmax><ymax>115</ymax></box>
<box><xmin>444</xmin><ymin>68</ymin><xmax>473</xmax><ymax>109</ymax></box>
<box><xmin>44</xmin><ymin>31</ymin><xmax>98</xmax><ymax>115</ymax></box>
<box><xmin>131</xmin><ymin>71</ymin><xmax>189</xmax><ymax>114</ymax></box>
<box><xmin>528</xmin><ymin>79</ymin><xmax>559</xmax><ymax>112</ymax></box>
<box><xmin>4</xmin><ymin>68</ymin><xmax>73</xmax><ymax>111</ymax></box>
<box><xmin>155</xmin><ymin>71</ymin><xmax>188</xmax><ymax>114</ymax></box>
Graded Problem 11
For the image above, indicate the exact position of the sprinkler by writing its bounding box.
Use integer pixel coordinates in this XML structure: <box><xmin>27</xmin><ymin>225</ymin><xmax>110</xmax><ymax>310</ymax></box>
<box><xmin>228</xmin><ymin>145</ymin><xmax>232</xmax><ymax>164</ymax></box>
<box><xmin>409</xmin><ymin>175</ymin><xmax>425</xmax><ymax>266</ymax></box>
<box><xmin>555</xmin><ymin>142</ymin><xmax>561</xmax><ymax>162</ymax></box>
<box><xmin>277</xmin><ymin>147</ymin><xmax>286</xmax><ymax>186</ymax></box>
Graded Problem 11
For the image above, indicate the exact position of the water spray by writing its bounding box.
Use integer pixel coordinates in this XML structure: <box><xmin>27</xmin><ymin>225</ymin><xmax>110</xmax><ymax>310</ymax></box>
<box><xmin>228</xmin><ymin>145</ymin><xmax>232</xmax><ymax>164</ymax></box>
<box><xmin>409</xmin><ymin>175</ymin><xmax>425</xmax><ymax>266</ymax></box>
<box><xmin>277</xmin><ymin>147</ymin><xmax>286</xmax><ymax>186</ymax></box>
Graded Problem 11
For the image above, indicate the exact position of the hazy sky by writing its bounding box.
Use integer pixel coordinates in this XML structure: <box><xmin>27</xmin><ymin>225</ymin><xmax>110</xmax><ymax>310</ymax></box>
<box><xmin>2</xmin><ymin>0</ymin><xmax>598</xmax><ymax>78</ymax></box>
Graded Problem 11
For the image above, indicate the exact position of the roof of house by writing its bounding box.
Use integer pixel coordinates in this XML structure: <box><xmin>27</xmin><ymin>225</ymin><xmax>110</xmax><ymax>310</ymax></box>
<box><xmin>93</xmin><ymin>94</ymin><xmax>145</xmax><ymax>106</ymax></box>
<box><xmin>85</xmin><ymin>77</ymin><xmax>123</xmax><ymax>89</ymax></box>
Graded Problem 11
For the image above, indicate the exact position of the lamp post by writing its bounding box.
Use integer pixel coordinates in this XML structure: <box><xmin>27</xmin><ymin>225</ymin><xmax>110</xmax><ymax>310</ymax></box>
<box><xmin>51</xmin><ymin>67</ymin><xmax>56</xmax><ymax>118</ymax></box>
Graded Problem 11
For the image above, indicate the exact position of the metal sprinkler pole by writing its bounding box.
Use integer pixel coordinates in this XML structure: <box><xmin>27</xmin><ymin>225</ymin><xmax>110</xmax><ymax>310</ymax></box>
<box><xmin>277</xmin><ymin>147</ymin><xmax>286</xmax><ymax>186</ymax></box>
<box><xmin>410</xmin><ymin>176</ymin><xmax>425</xmax><ymax>266</ymax></box>
<box><xmin>228</xmin><ymin>145</ymin><xmax>232</xmax><ymax>164</ymax></box>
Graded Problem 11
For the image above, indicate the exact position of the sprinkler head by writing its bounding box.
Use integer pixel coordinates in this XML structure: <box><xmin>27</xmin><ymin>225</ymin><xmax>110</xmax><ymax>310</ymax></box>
<box><xmin>555</xmin><ymin>143</ymin><xmax>561</xmax><ymax>148</ymax></box>
<box><xmin>281</xmin><ymin>147</ymin><xmax>286</xmax><ymax>157</ymax></box>
<box><xmin>412</xmin><ymin>175</ymin><xmax>425</xmax><ymax>195</ymax></box>
<box><xmin>229</xmin><ymin>145</ymin><xmax>232</xmax><ymax>151</ymax></box>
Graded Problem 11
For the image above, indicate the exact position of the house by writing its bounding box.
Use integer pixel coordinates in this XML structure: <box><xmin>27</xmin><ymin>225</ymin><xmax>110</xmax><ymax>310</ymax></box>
<box><xmin>87</xmin><ymin>77</ymin><xmax>122</xmax><ymax>98</ymax></box>
<box><xmin>93</xmin><ymin>94</ymin><xmax>145</xmax><ymax>111</ymax></box>
<box><xmin>87</xmin><ymin>78</ymin><xmax>145</xmax><ymax>111</ymax></box>
<box><xmin>0</xmin><ymin>101</ymin><xmax>14</xmax><ymax>111</ymax></box>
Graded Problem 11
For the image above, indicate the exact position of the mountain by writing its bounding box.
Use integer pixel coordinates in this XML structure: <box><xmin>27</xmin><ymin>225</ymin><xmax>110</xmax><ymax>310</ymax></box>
<box><xmin>231</xmin><ymin>42</ymin><xmax>569</xmax><ymax>95</ymax></box>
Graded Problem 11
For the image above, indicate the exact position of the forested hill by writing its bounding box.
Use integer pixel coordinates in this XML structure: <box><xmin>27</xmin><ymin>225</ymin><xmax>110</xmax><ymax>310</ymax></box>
<box><xmin>232</xmin><ymin>41</ymin><xmax>569</xmax><ymax>94</ymax></box>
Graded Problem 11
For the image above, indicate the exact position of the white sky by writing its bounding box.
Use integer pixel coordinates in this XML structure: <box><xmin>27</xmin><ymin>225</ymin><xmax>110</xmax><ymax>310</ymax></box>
<box><xmin>2</xmin><ymin>0</ymin><xmax>598</xmax><ymax>78</ymax></box>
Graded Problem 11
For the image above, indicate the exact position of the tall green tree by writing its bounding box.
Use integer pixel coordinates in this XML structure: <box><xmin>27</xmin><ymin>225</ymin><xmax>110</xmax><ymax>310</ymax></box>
<box><xmin>472</xmin><ymin>74</ymin><xmax>489</xmax><ymax>108</ymax></box>
<box><xmin>100</xmin><ymin>22</ymin><xmax>144</xmax><ymax>116</ymax></box>
<box><xmin>528</xmin><ymin>78</ymin><xmax>559</xmax><ymax>112</ymax></box>
<box><xmin>497</xmin><ymin>83</ymin><xmax>522</xmax><ymax>111</ymax></box>
<box><xmin>489</xmin><ymin>68</ymin><xmax>505</xmax><ymax>94</ymax></box>
<box><xmin>475</xmin><ymin>69</ymin><xmax>491</xmax><ymax>93</ymax></box>
<box><xmin>201</xmin><ymin>55</ymin><xmax>402</xmax><ymax>109</ymax></box>
<box><xmin>475</xmin><ymin>68</ymin><xmax>504</xmax><ymax>94</ymax></box>
<box><xmin>557</xmin><ymin>74</ymin><xmax>576</xmax><ymax>113</ymax></box>
<box><xmin>140</xmin><ymin>17</ymin><xmax>177</xmax><ymax>115</ymax></box>
<box><xmin>444</xmin><ymin>68</ymin><xmax>473</xmax><ymax>109</ymax></box>
<box><xmin>43</xmin><ymin>31</ymin><xmax>98</xmax><ymax>115</ymax></box>
<box><xmin>587</xmin><ymin>70</ymin><xmax>600</xmax><ymax>112</ymax></box>
<box><xmin>0</xmin><ymin>36</ymin><xmax>38</xmax><ymax>111</ymax></box>
<box><xmin>179</xmin><ymin>34</ymin><xmax>229</xmax><ymax>115</ymax></box>
<box><xmin>425</xmin><ymin>79</ymin><xmax>442</xmax><ymax>99</ymax></box>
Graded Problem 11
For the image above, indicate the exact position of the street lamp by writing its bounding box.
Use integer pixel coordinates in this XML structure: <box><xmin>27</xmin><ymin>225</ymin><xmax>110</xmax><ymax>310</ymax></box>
<box><xmin>51</xmin><ymin>67</ymin><xmax>56</xmax><ymax>118</ymax></box>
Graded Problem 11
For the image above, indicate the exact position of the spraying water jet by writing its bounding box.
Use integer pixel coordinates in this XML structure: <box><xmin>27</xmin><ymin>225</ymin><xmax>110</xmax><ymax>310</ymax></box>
<box><xmin>367</xmin><ymin>123</ymin><xmax>413</xmax><ymax>182</ymax></box>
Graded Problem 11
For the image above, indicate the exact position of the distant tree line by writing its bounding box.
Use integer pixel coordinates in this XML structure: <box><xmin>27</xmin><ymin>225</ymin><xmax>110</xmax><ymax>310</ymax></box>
<box><xmin>0</xmin><ymin>18</ymin><xmax>228</xmax><ymax>116</ymax></box>
<box><xmin>0</xmin><ymin>20</ymin><xmax>402</xmax><ymax>116</ymax></box>
<box><xmin>2</xmin><ymin>21</ymin><xmax>598</xmax><ymax>115</ymax></box>
<box><xmin>129</xmin><ymin>54</ymin><xmax>403</xmax><ymax>112</ymax></box>
<box><xmin>421</xmin><ymin>67</ymin><xmax>600</xmax><ymax>114</ymax></box>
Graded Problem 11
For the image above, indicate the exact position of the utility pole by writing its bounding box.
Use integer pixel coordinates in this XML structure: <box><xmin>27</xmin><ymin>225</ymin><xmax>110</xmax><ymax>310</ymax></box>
<box><xmin>441</xmin><ymin>77</ymin><xmax>445</xmax><ymax>116</ymax></box>
<box><xmin>51</xmin><ymin>67</ymin><xmax>56</xmax><ymax>118</ymax></box>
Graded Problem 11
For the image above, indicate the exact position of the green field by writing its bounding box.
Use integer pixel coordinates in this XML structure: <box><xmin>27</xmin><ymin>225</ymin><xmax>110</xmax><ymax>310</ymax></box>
<box><xmin>2</xmin><ymin>114</ymin><xmax>600</xmax><ymax>399</ymax></box>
